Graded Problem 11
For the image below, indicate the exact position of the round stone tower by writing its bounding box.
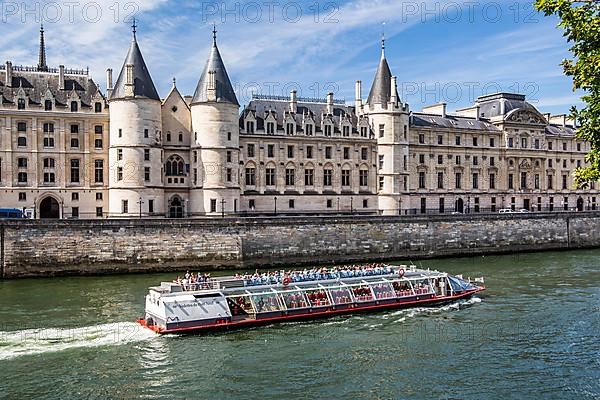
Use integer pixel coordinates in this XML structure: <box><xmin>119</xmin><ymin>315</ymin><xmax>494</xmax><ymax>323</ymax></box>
<box><xmin>363</xmin><ymin>35</ymin><xmax>410</xmax><ymax>215</ymax></box>
<box><xmin>189</xmin><ymin>27</ymin><xmax>240</xmax><ymax>215</ymax></box>
<box><xmin>108</xmin><ymin>23</ymin><xmax>164</xmax><ymax>217</ymax></box>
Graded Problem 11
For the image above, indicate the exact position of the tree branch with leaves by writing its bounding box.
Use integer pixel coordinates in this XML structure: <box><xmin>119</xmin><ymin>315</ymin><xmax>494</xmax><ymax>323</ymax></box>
<box><xmin>534</xmin><ymin>0</ymin><xmax>600</xmax><ymax>185</ymax></box>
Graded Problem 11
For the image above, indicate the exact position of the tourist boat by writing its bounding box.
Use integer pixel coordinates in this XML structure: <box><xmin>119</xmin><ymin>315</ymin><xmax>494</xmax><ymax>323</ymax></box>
<box><xmin>137</xmin><ymin>265</ymin><xmax>485</xmax><ymax>334</ymax></box>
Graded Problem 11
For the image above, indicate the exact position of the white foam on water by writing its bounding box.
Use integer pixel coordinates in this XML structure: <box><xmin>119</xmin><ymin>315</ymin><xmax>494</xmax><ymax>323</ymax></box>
<box><xmin>391</xmin><ymin>296</ymin><xmax>483</xmax><ymax>324</ymax></box>
<box><xmin>0</xmin><ymin>322</ymin><xmax>157</xmax><ymax>360</ymax></box>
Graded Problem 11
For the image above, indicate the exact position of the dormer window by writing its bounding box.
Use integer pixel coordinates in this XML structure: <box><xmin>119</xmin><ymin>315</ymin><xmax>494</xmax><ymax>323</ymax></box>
<box><xmin>342</xmin><ymin>126</ymin><xmax>350</xmax><ymax>137</ymax></box>
<box><xmin>95</xmin><ymin>102</ymin><xmax>102</xmax><ymax>113</ymax></box>
<box><xmin>246</xmin><ymin>121</ymin><xmax>255</xmax><ymax>133</ymax></box>
<box><xmin>17</xmin><ymin>98</ymin><xmax>25</xmax><ymax>110</ymax></box>
<box><xmin>71</xmin><ymin>101</ymin><xmax>78</xmax><ymax>112</ymax></box>
<box><xmin>360</xmin><ymin>126</ymin><xmax>368</xmax><ymax>138</ymax></box>
<box><xmin>44</xmin><ymin>100</ymin><xmax>52</xmax><ymax>111</ymax></box>
<box><xmin>305</xmin><ymin>124</ymin><xmax>313</xmax><ymax>136</ymax></box>
<box><xmin>266</xmin><ymin>122</ymin><xmax>275</xmax><ymax>134</ymax></box>
<box><xmin>286</xmin><ymin>122</ymin><xmax>294</xmax><ymax>135</ymax></box>
<box><xmin>324</xmin><ymin>125</ymin><xmax>332</xmax><ymax>137</ymax></box>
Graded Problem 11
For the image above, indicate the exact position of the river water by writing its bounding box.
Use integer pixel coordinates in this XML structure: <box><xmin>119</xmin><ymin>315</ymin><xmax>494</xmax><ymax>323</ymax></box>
<box><xmin>0</xmin><ymin>250</ymin><xmax>598</xmax><ymax>399</ymax></box>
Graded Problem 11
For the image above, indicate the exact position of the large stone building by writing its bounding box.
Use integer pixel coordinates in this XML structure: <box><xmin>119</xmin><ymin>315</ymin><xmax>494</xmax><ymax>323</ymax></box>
<box><xmin>0</xmin><ymin>25</ymin><xmax>597</xmax><ymax>218</ymax></box>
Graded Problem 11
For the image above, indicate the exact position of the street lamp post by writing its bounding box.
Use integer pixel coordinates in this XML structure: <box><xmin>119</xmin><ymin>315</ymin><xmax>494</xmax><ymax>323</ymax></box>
<box><xmin>337</xmin><ymin>197</ymin><xmax>340</xmax><ymax>213</ymax></box>
<box><xmin>274</xmin><ymin>196</ymin><xmax>277</xmax><ymax>216</ymax></box>
<box><xmin>467</xmin><ymin>196</ymin><xmax>471</xmax><ymax>214</ymax></box>
<box><xmin>137</xmin><ymin>197</ymin><xmax>144</xmax><ymax>219</ymax></box>
<box><xmin>350</xmin><ymin>197</ymin><xmax>353</xmax><ymax>214</ymax></box>
<box><xmin>221</xmin><ymin>198</ymin><xmax>226</xmax><ymax>218</ymax></box>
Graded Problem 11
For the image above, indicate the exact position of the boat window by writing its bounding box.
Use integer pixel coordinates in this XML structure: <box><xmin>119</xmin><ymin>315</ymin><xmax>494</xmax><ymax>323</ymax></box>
<box><xmin>305</xmin><ymin>289</ymin><xmax>331</xmax><ymax>307</ymax></box>
<box><xmin>414</xmin><ymin>279</ymin><xmax>433</xmax><ymax>294</ymax></box>
<box><xmin>227</xmin><ymin>295</ymin><xmax>254</xmax><ymax>315</ymax></box>
<box><xmin>350</xmin><ymin>284</ymin><xmax>374</xmax><ymax>302</ymax></box>
<box><xmin>391</xmin><ymin>280</ymin><xmax>413</xmax><ymax>297</ymax></box>
<box><xmin>328</xmin><ymin>286</ymin><xmax>354</xmax><ymax>305</ymax></box>
<box><xmin>251</xmin><ymin>293</ymin><xmax>283</xmax><ymax>313</ymax></box>
<box><xmin>369</xmin><ymin>282</ymin><xmax>395</xmax><ymax>299</ymax></box>
<box><xmin>280</xmin><ymin>290</ymin><xmax>309</xmax><ymax>309</ymax></box>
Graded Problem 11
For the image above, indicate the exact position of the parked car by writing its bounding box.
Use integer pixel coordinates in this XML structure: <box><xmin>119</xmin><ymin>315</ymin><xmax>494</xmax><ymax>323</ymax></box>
<box><xmin>498</xmin><ymin>209</ymin><xmax>514</xmax><ymax>214</ymax></box>
<box><xmin>518</xmin><ymin>209</ymin><xmax>530</xmax><ymax>213</ymax></box>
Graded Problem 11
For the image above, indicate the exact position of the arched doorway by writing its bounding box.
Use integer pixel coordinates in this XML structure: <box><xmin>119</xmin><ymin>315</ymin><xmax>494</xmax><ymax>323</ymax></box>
<box><xmin>577</xmin><ymin>197</ymin><xmax>584</xmax><ymax>212</ymax></box>
<box><xmin>39</xmin><ymin>197</ymin><xmax>60</xmax><ymax>219</ymax></box>
<box><xmin>455</xmin><ymin>198</ymin><xmax>464</xmax><ymax>213</ymax></box>
<box><xmin>169</xmin><ymin>196</ymin><xmax>184</xmax><ymax>218</ymax></box>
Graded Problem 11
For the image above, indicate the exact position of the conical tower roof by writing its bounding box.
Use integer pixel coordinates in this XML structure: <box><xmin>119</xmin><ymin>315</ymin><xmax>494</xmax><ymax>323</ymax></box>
<box><xmin>110</xmin><ymin>22</ymin><xmax>160</xmax><ymax>101</ymax></box>
<box><xmin>191</xmin><ymin>27</ymin><xmax>238</xmax><ymax>105</ymax></box>
<box><xmin>366</xmin><ymin>36</ymin><xmax>399</xmax><ymax>107</ymax></box>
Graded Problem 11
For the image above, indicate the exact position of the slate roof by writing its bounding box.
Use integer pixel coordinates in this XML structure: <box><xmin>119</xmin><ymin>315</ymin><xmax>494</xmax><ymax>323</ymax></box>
<box><xmin>475</xmin><ymin>93</ymin><xmax>537</xmax><ymax>119</ymax></box>
<box><xmin>192</xmin><ymin>38</ymin><xmax>238</xmax><ymax>105</ymax></box>
<box><xmin>111</xmin><ymin>35</ymin><xmax>160</xmax><ymax>101</ymax></box>
<box><xmin>545</xmin><ymin>124</ymin><xmax>576</xmax><ymax>136</ymax></box>
<box><xmin>366</xmin><ymin>55</ymin><xmax>399</xmax><ymax>107</ymax></box>
<box><xmin>240</xmin><ymin>98</ymin><xmax>361</xmax><ymax>133</ymax></box>
<box><xmin>0</xmin><ymin>67</ymin><xmax>103</xmax><ymax>108</ymax></box>
<box><xmin>410</xmin><ymin>113</ymin><xmax>500</xmax><ymax>132</ymax></box>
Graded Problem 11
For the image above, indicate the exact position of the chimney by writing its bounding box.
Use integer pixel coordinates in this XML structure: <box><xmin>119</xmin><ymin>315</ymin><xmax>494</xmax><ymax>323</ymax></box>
<box><xmin>106</xmin><ymin>68</ymin><xmax>113</xmax><ymax>96</ymax></box>
<box><xmin>59</xmin><ymin>65</ymin><xmax>65</xmax><ymax>90</ymax></box>
<box><xmin>124</xmin><ymin>64</ymin><xmax>134</xmax><ymax>97</ymax></box>
<box><xmin>326</xmin><ymin>92</ymin><xmax>334</xmax><ymax>114</ymax></box>
<box><xmin>5</xmin><ymin>61</ymin><xmax>12</xmax><ymax>86</ymax></box>
<box><xmin>544</xmin><ymin>113</ymin><xmax>551</xmax><ymax>123</ymax></box>
<box><xmin>355</xmin><ymin>80</ymin><xmax>362</xmax><ymax>113</ymax></box>
<box><xmin>475</xmin><ymin>105</ymin><xmax>480</xmax><ymax>121</ymax></box>
<box><xmin>290</xmin><ymin>90</ymin><xmax>297</xmax><ymax>113</ymax></box>
<box><xmin>207</xmin><ymin>70</ymin><xmax>217</xmax><ymax>101</ymax></box>
<box><xmin>390</xmin><ymin>76</ymin><xmax>398</xmax><ymax>106</ymax></box>
<box><xmin>440</xmin><ymin>102</ymin><xmax>447</xmax><ymax>118</ymax></box>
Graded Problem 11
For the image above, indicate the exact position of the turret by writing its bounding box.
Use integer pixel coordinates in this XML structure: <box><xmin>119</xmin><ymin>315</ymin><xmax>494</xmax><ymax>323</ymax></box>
<box><xmin>364</xmin><ymin>33</ymin><xmax>410</xmax><ymax>215</ymax></box>
<box><xmin>107</xmin><ymin>20</ymin><xmax>164</xmax><ymax>217</ymax></box>
<box><xmin>189</xmin><ymin>25</ymin><xmax>240</xmax><ymax>216</ymax></box>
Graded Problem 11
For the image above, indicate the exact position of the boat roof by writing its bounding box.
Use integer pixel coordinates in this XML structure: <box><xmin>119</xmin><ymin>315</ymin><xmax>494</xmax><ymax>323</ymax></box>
<box><xmin>151</xmin><ymin>266</ymin><xmax>448</xmax><ymax>297</ymax></box>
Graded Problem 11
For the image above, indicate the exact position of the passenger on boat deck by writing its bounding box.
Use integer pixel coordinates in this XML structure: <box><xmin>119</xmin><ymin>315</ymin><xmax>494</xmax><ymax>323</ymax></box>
<box><xmin>239</xmin><ymin>263</ymin><xmax>394</xmax><ymax>286</ymax></box>
<box><xmin>174</xmin><ymin>272</ymin><xmax>213</xmax><ymax>291</ymax></box>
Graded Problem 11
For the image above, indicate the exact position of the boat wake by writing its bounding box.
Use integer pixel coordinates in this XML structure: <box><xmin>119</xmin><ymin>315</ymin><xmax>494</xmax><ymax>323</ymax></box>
<box><xmin>0</xmin><ymin>322</ymin><xmax>157</xmax><ymax>361</ymax></box>
<box><xmin>388</xmin><ymin>296</ymin><xmax>482</xmax><ymax>323</ymax></box>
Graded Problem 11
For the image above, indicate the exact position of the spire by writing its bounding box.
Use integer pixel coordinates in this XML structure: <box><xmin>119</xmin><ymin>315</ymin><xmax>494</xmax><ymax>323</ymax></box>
<box><xmin>381</xmin><ymin>22</ymin><xmax>386</xmax><ymax>59</ymax></box>
<box><xmin>131</xmin><ymin>17</ymin><xmax>137</xmax><ymax>38</ymax></box>
<box><xmin>110</xmin><ymin>22</ymin><xmax>160</xmax><ymax>101</ymax></box>
<box><xmin>191</xmin><ymin>27</ymin><xmax>239</xmax><ymax>105</ymax></box>
<box><xmin>366</xmin><ymin>31</ymin><xmax>399</xmax><ymax>107</ymax></box>
<box><xmin>37</xmin><ymin>23</ymin><xmax>48</xmax><ymax>72</ymax></box>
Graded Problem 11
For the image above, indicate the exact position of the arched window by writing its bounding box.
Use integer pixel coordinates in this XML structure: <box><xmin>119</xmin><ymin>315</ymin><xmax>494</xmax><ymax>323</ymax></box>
<box><xmin>166</xmin><ymin>155</ymin><xmax>185</xmax><ymax>176</ymax></box>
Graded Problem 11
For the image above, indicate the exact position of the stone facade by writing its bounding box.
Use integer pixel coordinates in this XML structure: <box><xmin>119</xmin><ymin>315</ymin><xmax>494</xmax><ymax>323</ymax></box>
<box><xmin>0</xmin><ymin>25</ymin><xmax>598</xmax><ymax>218</ymax></box>
<box><xmin>2</xmin><ymin>212</ymin><xmax>599</xmax><ymax>278</ymax></box>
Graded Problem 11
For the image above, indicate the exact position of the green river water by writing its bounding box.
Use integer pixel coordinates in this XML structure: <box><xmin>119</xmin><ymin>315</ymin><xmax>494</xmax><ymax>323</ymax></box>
<box><xmin>0</xmin><ymin>249</ymin><xmax>598</xmax><ymax>399</ymax></box>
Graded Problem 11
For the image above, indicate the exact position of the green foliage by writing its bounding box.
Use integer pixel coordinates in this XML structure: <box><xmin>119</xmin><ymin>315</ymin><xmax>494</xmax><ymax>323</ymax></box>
<box><xmin>534</xmin><ymin>0</ymin><xmax>600</xmax><ymax>184</ymax></box>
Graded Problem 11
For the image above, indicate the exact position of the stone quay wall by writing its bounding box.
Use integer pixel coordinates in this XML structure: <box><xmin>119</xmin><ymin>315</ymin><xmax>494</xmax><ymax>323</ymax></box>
<box><xmin>1</xmin><ymin>212</ymin><xmax>599</xmax><ymax>278</ymax></box>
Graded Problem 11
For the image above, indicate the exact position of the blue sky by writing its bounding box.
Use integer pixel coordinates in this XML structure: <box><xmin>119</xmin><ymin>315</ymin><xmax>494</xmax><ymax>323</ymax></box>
<box><xmin>0</xmin><ymin>0</ymin><xmax>582</xmax><ymax>115</ymax></box>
